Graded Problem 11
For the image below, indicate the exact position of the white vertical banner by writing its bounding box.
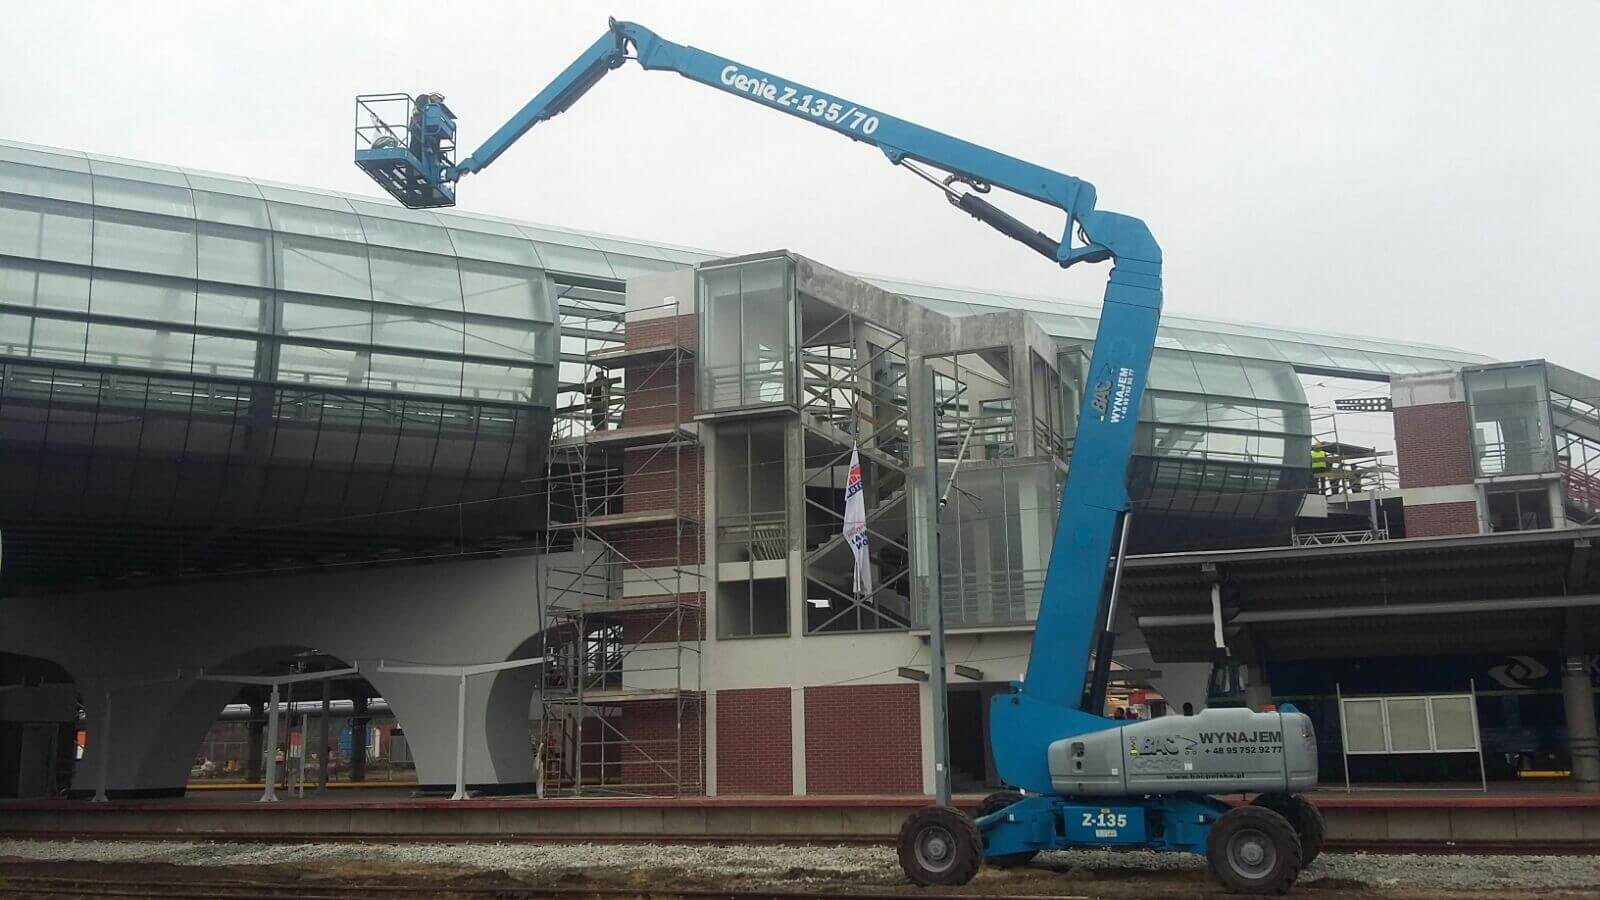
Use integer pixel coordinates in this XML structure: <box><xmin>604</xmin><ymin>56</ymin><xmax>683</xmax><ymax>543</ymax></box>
<box><xmin>844</xmin><ymin>447</ymin><xmax>872</xmax><ymax>597</ymax></box>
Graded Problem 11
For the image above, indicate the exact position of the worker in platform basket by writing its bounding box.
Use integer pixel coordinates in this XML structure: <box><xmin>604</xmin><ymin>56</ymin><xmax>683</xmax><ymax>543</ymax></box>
<box><xmin>408</xmin><ymin>92</ymin><xmax>447</xmax><ymax>162</ymax></box>
<box><xmin>1311</xmin><ymin>440</ymin><xmax>1329</xmax><ymax>494</ymax></box>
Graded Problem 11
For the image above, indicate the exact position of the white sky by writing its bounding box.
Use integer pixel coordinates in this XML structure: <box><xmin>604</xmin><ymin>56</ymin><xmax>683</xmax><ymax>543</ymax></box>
<box><xmin>4</xmin><ymin>2</ymin><xmax>1596</xmax><ymax>371</ymax></box>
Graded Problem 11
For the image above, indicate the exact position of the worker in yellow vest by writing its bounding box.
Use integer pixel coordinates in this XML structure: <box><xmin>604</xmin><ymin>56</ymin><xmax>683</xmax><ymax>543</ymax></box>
<box><xmin>1311</xmin><ymin>441</ymin><xmax>1329</xmax><ymax>494</ymax></box>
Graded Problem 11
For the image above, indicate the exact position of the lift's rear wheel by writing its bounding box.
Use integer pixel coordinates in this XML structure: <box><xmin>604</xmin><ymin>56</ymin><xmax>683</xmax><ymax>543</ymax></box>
<box><xmin>898</xmin><ymin>806</ymin><xmax>982</xmax><ymax>886</ymax></box>
<box><xmin>1206</xmin><ymin>805</ymin><xmax>1302</xmax><ymax>895</ymax></box>
<box><xmin>1252</xmin><ymin>793</ymin><xmax>1325</xmax><ymax>864</ymax></box>
<box><xmin>976</xmin><ymin>790</ymin><xmax>1037</xmax><ymax>868</ymax></box>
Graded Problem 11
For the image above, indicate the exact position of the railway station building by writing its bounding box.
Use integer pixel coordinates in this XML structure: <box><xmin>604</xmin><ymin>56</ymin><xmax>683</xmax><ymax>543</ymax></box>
<box><xmin>1</xmin><ymin>139</ymin><xmax>1597</xmax><ymax>799</ymax></box>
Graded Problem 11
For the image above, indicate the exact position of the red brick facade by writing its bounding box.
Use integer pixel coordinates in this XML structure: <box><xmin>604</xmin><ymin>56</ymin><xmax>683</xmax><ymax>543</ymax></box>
<box><xmin>622</xmin><ymin>362</ymin><xmax>697</xmax><ymax>429</ymax></box>
<box><xmin>624</xmin><ymin>313</ymin><xmax>699</xmax><ymax>353</ymax></box>
<box><xmin>1405</xmin><ymin>501</ymin><xmax>1480</xmax><ymax>537</ymax></box>
<box><xmin>803</xmin><ymin>684</ymin><xmax>922</xmax><ymax>794</ymax></box>
<box><xmin>1394</xmin><ymin>401</ymin><xmax>1475</xmax><ymax>488</ymax></box>
<box><xmin>622</xmin><ymin>446</ymin><xmax>703</xmax><ymax>517</ymax></box>
<box><xmin>618</xmin><ymin>695</ymin><xmax>704</xmax><ymax>792</ymax></box>
<box><xmin>716</xmin><ymin>688</ymin><xmax>793</xmax><ymax>795</ymax></box>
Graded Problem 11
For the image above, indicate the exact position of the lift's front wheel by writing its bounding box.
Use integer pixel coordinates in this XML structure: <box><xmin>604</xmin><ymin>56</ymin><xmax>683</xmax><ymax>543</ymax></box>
<box><xmin>1252</xmin><ymin>793</ymin><xmax>1325</xmax><ymax>864</ymax></box>
<box><xmin>1206</xmin><ymin>805</ymin><xmax>1302</xmax><ymax>895</ymax></box>
<box><xmin>897</xmin><ymin>806</ymin><xmax>982</xmax><ymax>886</ymax></box>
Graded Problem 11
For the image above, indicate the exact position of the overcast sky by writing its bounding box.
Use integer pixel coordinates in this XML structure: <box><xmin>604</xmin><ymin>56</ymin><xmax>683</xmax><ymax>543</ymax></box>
<box><xmin>4</xmin><ymin>2</ymin><xmax>1596</xmax><ymax>370</ymax></box>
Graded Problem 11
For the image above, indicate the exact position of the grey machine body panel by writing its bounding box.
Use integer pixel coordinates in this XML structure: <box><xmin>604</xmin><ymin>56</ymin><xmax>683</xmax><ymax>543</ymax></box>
<box><xmin>1048</xmin><ymin>708</ymin><xmax>1319</xmax><ymax>796</ymax></box>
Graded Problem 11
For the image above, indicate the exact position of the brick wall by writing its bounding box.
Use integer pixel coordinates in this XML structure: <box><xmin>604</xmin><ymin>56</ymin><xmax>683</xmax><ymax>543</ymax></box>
<box><xmin>1405</xmin><ymin>500</ymin><xmax>1480</xmax><ymax>537</ymax></box>
<box><xmin>716</xmin><ymin>688</ymin><xmax>793</xmax><ymax>795</ymax></box>
<box><xmin>803</xmin><ymin>683</ymin><xmax>922</xmax><ymax>794</ymax></box>
<box><xmin>622</xmin><ymin>362</ymin><xmax>697</xmax><ymax>428</ymax></box>
<box><xmin>622</xmin><ymin>446</ymin><xmax>703</xmax><ymax>517</ymax></box>
<box><xmin>618</xmin><ymin>695</ymin><xmax>704</xmax><ymax>793</ymax></box>
<box><xmin>624</xmin><ymin>313</ymin><xmax>699</xmax><ymax>353</ymax></box>
<box><xmin>1394</xmin><ymin>401</ymin><xmax>1475</xmax><ymax>488</ymax></box>
<box><xmin>609</xmin><ymin>522</ymin><xmax>703</xmax><ymax>569</ymax></box>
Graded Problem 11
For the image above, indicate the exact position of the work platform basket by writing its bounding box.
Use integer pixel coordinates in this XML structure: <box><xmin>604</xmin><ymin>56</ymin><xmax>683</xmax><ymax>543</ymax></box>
<box><xmin>354</xmin><ymin>93</ymin><xmax>458</xmax><ymax>209</ymax></box>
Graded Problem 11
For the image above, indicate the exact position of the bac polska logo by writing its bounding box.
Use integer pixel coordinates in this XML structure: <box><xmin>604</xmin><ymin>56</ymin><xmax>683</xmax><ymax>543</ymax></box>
<box><xmin>1089</xmin><ymin>364</ymin><xmax>1136</xmax><ymax>424</ymax></box>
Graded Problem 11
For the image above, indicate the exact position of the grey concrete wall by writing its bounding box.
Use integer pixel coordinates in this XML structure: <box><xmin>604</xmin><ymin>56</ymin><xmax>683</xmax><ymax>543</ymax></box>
<box><xmin>0</xmin><ymin>552</ymin><xmax>581</xmax><ymax>796</ymax></box>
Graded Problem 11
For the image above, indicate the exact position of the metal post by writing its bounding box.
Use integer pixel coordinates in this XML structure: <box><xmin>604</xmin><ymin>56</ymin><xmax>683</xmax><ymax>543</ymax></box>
<box><xmin>453</xmin><ymin>673</ymin><xmax>469</xmax><ymax>801</ymax></box>
<box><xmin>1470</xmin><ymin>678</ymin><xmax>1488</xmax><ymax>794</ymax></box>
<box><xmin>260</xmin><ymin>682</ymin><xmax>281</xmax><ymax>802</ymax></box>
<box><xmin>350</xmin><ymin>696</ymin><xmax>368</xmax><ymax>783</ymax></box>
<box><xmin>1336</xmin><ymin>682</ymin><xmax>1351</xmax><ymax>793</ymax></box>
<box><xmin>318</xmin><ymin>678</ymin><xmax>331</xmax><ymax>792</ymax></box>
<box><xmin>915</xmin><ymin>365</ymin><xmax>951</xmax><ymax>807</ymax></box>
<box><xmin>91</xmin><ymin>690</ymin><xmax>111</xmax><ymax>803</ymax></box>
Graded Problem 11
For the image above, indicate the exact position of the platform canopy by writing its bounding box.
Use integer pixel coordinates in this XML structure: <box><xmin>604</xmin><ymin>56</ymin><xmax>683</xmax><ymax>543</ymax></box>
<box><xmin>1124</xmin><ymin>525</ymin><xmax>1600</xmax><ymax>662</ymax></box>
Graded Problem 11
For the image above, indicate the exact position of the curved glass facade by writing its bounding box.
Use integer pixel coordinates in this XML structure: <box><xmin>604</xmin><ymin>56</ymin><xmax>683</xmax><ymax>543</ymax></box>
<box><xmin>0</xmin><ymin>139</ymin><xmax>1498</xmax><ymax>587</ymax></box>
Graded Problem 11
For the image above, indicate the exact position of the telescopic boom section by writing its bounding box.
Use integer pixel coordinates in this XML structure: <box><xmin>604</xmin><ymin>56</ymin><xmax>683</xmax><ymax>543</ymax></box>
<box><xmin>371</xmin><ymin>18</ymin><xmax>1163</xmax><ymax>794</ymax></box>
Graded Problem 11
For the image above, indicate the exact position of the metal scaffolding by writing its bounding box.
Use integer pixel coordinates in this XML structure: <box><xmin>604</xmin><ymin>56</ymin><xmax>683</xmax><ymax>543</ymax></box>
<box><xmin>539</xmin><ymin>293</ymin><xmax>704</xmax><ymax>796</ymax></box>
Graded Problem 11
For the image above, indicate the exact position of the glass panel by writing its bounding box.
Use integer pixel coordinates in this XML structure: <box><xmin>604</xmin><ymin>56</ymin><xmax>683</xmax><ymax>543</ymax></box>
<box><xmin>196</xmin><ymin>285</ymin><xmax>266</xmax><ymax>331</ymax></box>
<box><xmin>24</xmin><ymin>316</ymin><xmax>87</xmax><ymax>362</ymax></box>
<box><xmin>275</xmin><ymin>234</ymin><xmax>371</xmax><ymax>300</ymax></box>
<box><xmin>602</xmin><ymin>252</ymin><xmax>681</xmax><ymax>279</ymax></box>
<box><xmin>89</xmin><ymin>271</ymin><xmax>197</xmax><ymax>325</ymax></box>
<box><xmin>369</xmin><ymin>353</ymin><xmax>462</xmax><ymax>397</ymax></box>
<box><xmin>1240</xmin><ymin>359</ymin><xmax>1304</xmax><ymax>403</ymax></box>
<box><xmin>192</xmin><ymin>334</ymin><xmax>258</xmax><ymax>379</ymax></box>
<box><xmin>354</xmin><ymin>209</ymin><xmax>455</xmax><ymax>255</ymax></box>
<box><xmin>278</xmin><ymin>342</ymin><xmax>369</xmax><ymax>387</ymax></box>
<box><xmin>86</xmin><ymin>322</ymin><xmax>194</xmax><ymax>371</ymax></box>
<box><xmin>461</xmin><ymin>360</ymin><xmax>536</xmax><ymax>402</ymax></box>
<box><xmin>373</xmin><ymin>308</ymin><xmax>465</xmax><ymax>354</ymax></box>
<box><xmin>0</xmin><ymin>193</ymin><xmax>94</xmax><ymax>264</ymax></box>
<box><xmin>458</xmin><ymin>259</ymin><xmax>551</xmax><ymax>320</ymax></box>
<box><xmin>0</xmin><ymin>257</ymin><xmax>90</xmax><ymax>311</ymax></box>
<box><xmin>265</xmin><ymin>200</ymin><xmax>365</xmax><ymax>241</ymax></box>
<box><xmin>197</xmin><ymin>222</ymin><xmax>273</xmax><ymax>286</ymax></box>
<box><xmin>1146</xmin><ymin>350</ymin><xmax>1201</xmax><ymax>392</ymax></box>
<box><xmin>280</xmin><ymin>298</ymin><xmax>371</xmax><ymax>343</ymax></box>
<box><xmin>89</xmin><ymin>174</ymin><xmax>193</xmax><ymax>217</ymax></box>
<box><xmin>192</xmin><ymin>189</ymin><xmax>272</xmax><ymax>229</ymax></box>
<box><xmin>183</xmin><ymin>171</ymin><xmax>266</xmax><ymax>200</ymax></box>
<box><xmin>445</xmin><ymin>227</ymin><xmax>542</xmax><ymax>266</ymax></box>
<box><xmin>740</xmin><ymin>260</ymin><xmax>791</xmax><ymax>406</ymax></box>
<box><xmin>369</xmin><ymin>247</ymin><xmax>462</xmax><ymax>310</ymax></box>
<box><xmin>1341</xmin><ymin>698</ymin><xmax>1387</xmax><ymax>753</ymax></box>
<box><xmin>1386</xmin><ymin>698</ymin><xmax>1432</xmax><ymax>752</ymax></box>
<box><xmin>1189</xmin><ymin>353</ymin><xmax>1255</xmax><ymax>398</ymax></box>
<box><xmin>1430</xmin><ymin>697</ymin><xmax>1477</xmax><ymax>751</ymax></box>
<box><xmin>699</xmin><ymin>266</ymin><xmax>741</xmax><ymax>410</ymax></box>
<box><xmin>1467</xmin><ymin>365</ymin><xmax>1554</xmax><ymax>476</ymax></box>
<box><xmin>464</xmin><ymin>318</ymin><xmax>544</xmax><ymax>360</ymax></box>
<box><xmin>92</xmin><ymin>207</ymin><xmax>198</xmax><ymax>278</ymax></box>
<box><xmin>0</xmin><ymin>159</ymin><xmax>93</xmax><ymax>203</ymax></box>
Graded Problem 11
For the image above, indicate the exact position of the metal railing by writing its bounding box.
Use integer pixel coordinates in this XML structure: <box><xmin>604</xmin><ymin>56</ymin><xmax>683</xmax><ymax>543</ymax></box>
<box><xmin>1291</xmin><ymin>528</ymin><xmax>1390</xmax><ymax>546</ymax></box>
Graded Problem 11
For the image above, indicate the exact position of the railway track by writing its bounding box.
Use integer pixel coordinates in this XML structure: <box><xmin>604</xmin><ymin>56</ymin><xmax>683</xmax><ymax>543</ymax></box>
<box><xmin>0</xmin><ymin>875</ymin><xmax>1091</xmax><ymax>900</ymax></box>
<box><xmin>2</xmin><ymin>831</ymin><xmax>1597</xmax><ymax>855</ymax></box>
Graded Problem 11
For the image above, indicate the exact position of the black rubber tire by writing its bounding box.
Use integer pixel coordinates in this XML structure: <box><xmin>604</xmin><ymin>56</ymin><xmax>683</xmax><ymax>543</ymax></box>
<box><xmin>1206</xmin><ymin>804</ymin><xmax>1302</xmax><ymax>895</ymax></box>
<box><xmin>897</xmin><ymin>805</ymin><xmax>983</xmax><ymax>886</ymax></box>
<box><xmin>976</xmin><ymin>790</ymin><xmax>1037</xmax><ymax>868</ymax></box>
<box><xmin>1252</xmin><ymin>793</ymin><xmax>1325</xmax><ymax>865</ymax></box>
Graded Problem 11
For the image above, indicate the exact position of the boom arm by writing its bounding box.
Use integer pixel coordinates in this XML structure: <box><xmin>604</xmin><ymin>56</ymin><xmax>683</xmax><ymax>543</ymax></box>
<box><xmin>391</xmin><ymin>18</ymin><xmax>1163</xmax><ymax>795</ymax></box>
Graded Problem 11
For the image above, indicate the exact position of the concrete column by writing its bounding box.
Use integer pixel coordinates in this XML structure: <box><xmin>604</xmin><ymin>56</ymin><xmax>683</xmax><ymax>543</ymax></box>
<box><xmin>317</xmin><ymin>678</ymin><xmax>331</xmax><ymax>791</ymax></box>
<box><xmin>350</xmin><ymin>697</ymin><xmax>369</xmax><ymax>783</ymax></box>
<box><xmin>1562</xmin><ymin>616</ymin><xmax>1599</xmax><ymax>793</ymax></box>
<box><xmin>1244</xmin><ymin>663</ymin><xmax>1274</xmax><ymax>713</ymax></box>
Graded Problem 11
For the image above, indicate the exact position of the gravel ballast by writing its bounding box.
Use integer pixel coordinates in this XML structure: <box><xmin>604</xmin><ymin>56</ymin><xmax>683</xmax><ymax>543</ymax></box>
<box><xmin>3</xmin><ymin>839</ymin><xmax>1600</xmax><ymax>892</ymax></box>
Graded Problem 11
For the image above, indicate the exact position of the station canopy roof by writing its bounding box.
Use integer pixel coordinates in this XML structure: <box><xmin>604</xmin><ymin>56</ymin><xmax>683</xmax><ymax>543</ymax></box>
<box><xmin>2</xmin><ymin>139</ymin><xmax>1495</xmax><ymax>383</ymax></box>
<box><xmin>1122</xmin><ymin>526</ymin><xmax>1600</xmax><ymax>663</ymax></box>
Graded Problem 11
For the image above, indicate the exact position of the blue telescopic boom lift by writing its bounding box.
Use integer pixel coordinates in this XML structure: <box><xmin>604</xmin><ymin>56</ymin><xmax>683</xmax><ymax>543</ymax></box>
<box><xmin>353</xmin><ymin>18</ymin><xmax>1321</xmax><ymax>894</ymax></box>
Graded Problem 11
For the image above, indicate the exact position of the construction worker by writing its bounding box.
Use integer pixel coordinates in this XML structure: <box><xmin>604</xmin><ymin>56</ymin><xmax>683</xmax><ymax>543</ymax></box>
<box><xmin>1311</xmin><ymin>441</ymin><xmax>1329</xmax><ymax>494</ymax></box>
<box><xmin>588</xmin><ymin>375</ymin><xmax>611</xmax><ymax>431</ymax></box>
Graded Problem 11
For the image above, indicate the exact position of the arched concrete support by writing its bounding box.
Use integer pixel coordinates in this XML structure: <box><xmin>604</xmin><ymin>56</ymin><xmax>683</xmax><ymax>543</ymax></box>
<box><xmin>0</xmin><ymin>552</ymin><xmax>563</xmax><ymax>796</ymax></box>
